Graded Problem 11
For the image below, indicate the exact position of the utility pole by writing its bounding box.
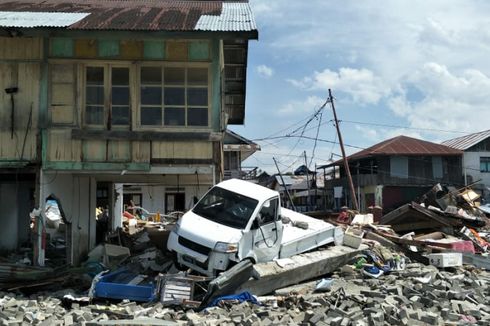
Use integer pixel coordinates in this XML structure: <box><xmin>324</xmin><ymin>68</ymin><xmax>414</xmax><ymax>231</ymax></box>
<box><xmin>273</xmin><ymin>157</ymin><xmax>296</xmax><ymax>211</ymax></box>
<box><xmin>328</xmin><ymin>89</ymin><xmax>359</xmax><ymax>211</ymax></box>
<box><xmin>303</xmin><ymin>151</ymin><xmax>310</xmax><ymax>210</ymax></box>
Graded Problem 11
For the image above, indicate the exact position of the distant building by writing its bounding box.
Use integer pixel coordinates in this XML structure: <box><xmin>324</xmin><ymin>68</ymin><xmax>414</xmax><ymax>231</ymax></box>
<box><xmin>223</xmin><ymin>129</ymin><xmax>260</xmax><ymax>180</ymax></box>
<box><xmin>319</xmin><ymin>136</ymin><xmax>464</xmax><ymax>213</ymax></box>
<box><xmin>442</xmin><ymin>130</ymin><xmax>490</xmax><ymax>201</ymax></box>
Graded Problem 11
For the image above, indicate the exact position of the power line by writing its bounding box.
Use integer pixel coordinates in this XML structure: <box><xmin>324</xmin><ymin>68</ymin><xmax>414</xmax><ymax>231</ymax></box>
<box><xmin>341</xmin><ymin>120</ymin><xmax>469</xmax><ymax>134</ymax></box>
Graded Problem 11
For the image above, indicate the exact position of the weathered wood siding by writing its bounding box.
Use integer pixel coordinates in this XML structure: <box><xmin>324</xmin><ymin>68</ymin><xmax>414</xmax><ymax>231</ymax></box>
<box><xmin>0</xmin><ymin>37</ymin><xmax>43</xmax><ymax>60</ymax></box>
<box><xmin>0</xmin><ymin>62</ymin><xmax>40</xmax><ymax>161</ymax></box>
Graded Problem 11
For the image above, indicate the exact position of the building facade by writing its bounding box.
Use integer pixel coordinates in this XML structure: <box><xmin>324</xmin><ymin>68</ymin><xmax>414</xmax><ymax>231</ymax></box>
<box><xmin>0</xmin><ymin>0</ymin><xmax>257</xmax><ymax>263</ymax></box>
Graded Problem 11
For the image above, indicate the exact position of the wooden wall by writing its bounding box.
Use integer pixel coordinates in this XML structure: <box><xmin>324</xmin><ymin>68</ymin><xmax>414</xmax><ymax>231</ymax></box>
<box><xmin>0</xmin><ymin>37</ymin><xmax>42</xmax><ymax>161</ymax></box>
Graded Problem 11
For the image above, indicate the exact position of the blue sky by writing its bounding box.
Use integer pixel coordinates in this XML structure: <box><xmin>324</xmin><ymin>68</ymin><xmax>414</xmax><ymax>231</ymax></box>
<box><xmin>230</xmin><ymin>0</ymin><xmax>490</xmax><ymax>174</ymax></box>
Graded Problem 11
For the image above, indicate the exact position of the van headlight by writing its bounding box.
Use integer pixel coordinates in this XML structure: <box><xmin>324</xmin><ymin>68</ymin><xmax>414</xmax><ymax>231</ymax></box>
<box><xmin>214</xmin><ymin>242</ymin><xmax>238</xmax><ymax>253</ymax></box>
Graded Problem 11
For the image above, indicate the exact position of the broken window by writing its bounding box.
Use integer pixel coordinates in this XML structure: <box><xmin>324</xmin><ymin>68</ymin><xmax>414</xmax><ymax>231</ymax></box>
<box><xmin>140</xmin><ymin>66</ymin><xmax>209</xmax><ymax>127</ymax></box>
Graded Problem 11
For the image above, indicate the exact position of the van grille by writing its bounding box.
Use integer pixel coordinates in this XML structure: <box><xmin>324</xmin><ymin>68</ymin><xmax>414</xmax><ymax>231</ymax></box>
<box><xmin>178</xmin><ymin>236</ymin><xmax>211</xmax><ymax>256</ymax></box>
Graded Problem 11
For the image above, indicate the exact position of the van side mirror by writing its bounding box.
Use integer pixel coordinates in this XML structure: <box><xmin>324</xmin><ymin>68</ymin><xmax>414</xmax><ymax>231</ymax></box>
<box><xmin>252</xmin><ymin>214</ymin><xmax>263</xmax><ymax>229</ymax></box>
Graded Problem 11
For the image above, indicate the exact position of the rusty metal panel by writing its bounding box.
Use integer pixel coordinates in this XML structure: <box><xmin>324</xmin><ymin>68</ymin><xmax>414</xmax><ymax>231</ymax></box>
<box><xmin>166</xmin><ymin>41</ymin><xmax>188</xmax><ymax>61</ymax></box>
<box><xmin>120</xmin><ymin>40</ymin><xmax>143</xmax><ymax>60</ymax></box>
<box><xmin>74</xmin><ymin>39</ymin><xmax>97</xmax><ymax>58</ymax></box>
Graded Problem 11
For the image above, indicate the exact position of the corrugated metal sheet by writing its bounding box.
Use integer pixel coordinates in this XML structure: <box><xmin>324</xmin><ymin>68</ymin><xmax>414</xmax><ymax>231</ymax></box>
<box><xmin>0</xmin><ymin>1</ymin><xmax>257</xmax><ymax>33</ymax></box>
<box><xmin>0</xmin><ymin>11</ymin><xmax>88</xmax><ymax>27</ymax></box>
<box><xmin>321</xmin><ymin>135</ymin><xmax>462</xmax><ymax>167</ymax></box>
<box><xmin>195</xmin><ymin>3</ymin><xmax>256</xmax><ymax>32</ymax></box>
<box><xmin>442</xmin><ymin>130</ymin><xmax>490</xmax><ymax>150</ymax></box>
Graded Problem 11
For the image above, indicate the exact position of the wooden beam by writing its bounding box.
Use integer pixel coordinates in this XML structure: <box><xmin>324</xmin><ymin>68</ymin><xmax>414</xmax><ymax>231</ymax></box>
<box><xmin>43</xmin><ymin>161</ymin><xmax>150</xmax><ymax>171</ymax></box>
<box><xmin>150</xmin><ymin>158</ymin><xmax>213</xmax><ymax>165</ymax></box>
<box><xmin>71</xmin><ymin>129</ymin><xmax>217</xmax><ymax>141</ymax></box>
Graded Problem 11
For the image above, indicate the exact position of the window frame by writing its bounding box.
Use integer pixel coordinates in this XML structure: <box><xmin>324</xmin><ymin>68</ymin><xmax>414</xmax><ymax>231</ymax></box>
<box><xmin>138</xmin><ymin>62</ymin><xmax>211</xmax><ymax>130</ymax></box>
<box><xmin>82</xmin><ymin>63</ymin><xmax>132</xmax><ymax>130</ymax></box>
<box><xmin>480</xmin><ymin>157</ymin><xmax>490</xmax><ymax>173</ymax></box>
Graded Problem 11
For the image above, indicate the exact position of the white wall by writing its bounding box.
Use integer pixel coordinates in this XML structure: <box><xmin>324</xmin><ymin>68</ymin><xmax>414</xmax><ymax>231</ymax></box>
<box><xmin>125</xmin><ymin>184</ymin><xmax>210</xmax><ymax>214</ymax></box>
<box><xmin>464</xmin><ymin>152</ymin><xmax>490</xmax><ymax>186</ymax></box>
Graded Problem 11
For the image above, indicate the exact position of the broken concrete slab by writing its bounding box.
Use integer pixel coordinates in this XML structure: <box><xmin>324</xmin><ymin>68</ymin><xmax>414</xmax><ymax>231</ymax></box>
<box><xmin>236</xmin><ymin>245</ymin><xmax>366</xmax><ymax>296</ymax></box>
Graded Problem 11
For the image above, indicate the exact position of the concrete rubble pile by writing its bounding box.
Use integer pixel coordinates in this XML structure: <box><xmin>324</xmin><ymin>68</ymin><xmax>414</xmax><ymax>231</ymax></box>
<box><xmin>1</xmin><ymin>261</ymin><xmax>490</xmax><ymax>325</ymax></box>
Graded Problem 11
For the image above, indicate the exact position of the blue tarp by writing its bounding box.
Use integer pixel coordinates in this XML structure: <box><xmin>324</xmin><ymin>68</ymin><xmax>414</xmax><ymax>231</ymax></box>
<box><xmin>207</xmin><ymin>291</ymin><xmax>260</xmax><ymax>308</ymax></box>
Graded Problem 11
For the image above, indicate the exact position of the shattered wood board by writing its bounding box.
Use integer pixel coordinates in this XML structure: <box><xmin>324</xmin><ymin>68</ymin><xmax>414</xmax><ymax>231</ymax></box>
<box><xmin>236</xmin><ymin>245</ymin><xmax>365</xmax><ymax>296</ymax></box>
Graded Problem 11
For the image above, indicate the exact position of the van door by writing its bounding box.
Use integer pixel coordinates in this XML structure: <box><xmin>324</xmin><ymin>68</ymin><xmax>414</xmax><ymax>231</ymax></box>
<box><xmin>251</xmin><ymin>198</ymin><xmax>282</xmax><ymax>262</ymax></box>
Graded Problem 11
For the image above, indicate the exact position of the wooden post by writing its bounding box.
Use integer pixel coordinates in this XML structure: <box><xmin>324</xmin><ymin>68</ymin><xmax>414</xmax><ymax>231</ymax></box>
<box><xmin>273</xmin><ymin>157</ymin><xmax>296</xmax><ymax>211</ymax></box>
<box><xmin>328</xmin><ymin>89</ymin><xmax>359</xmax><ymax>211</ymax></box>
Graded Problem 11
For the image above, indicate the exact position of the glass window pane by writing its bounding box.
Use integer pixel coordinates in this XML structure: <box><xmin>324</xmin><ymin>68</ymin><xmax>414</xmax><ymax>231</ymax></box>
<box><xmin>141</xmin><ymin>107</ymin><xmax>162</xmax><ymax>125</ymax></box>
<box><xmin>112</xmin><ymin>87</ymin><xmax>129</xmax><ymax>105</ymax></box>
<box><xmin>164</xmin><ymin>107</ymin><xmax>185</xmax><ymax>126</ymax></box>
<box><xmin>164</xmin><ymin>67</ymin><xmax>185</xmax><ymax>85</ymax></box>
<box><xmin>87</xmin><ymin>67</ymin><xmax>103</xmax><ymax>85</ymax></box>
<box><xmin>112</xmin><ymin>68</ymin><xmax>129</xmax><ymax>85</ymax></box>
<box><xmin>188</xmin><ymin>68</ymin><xmax>208</xmax><ymax>85</ymax></box>
<box><xmin>141</xmin><ymin>86</ymin><xmax>162</xmax><ymax>105</ymax></box>
<box><xmin>164</xmin><ymin>87</ymin><xmax>185</xmax><ymax>105</ymax></box>
<box><xmin>141</xmin><ymin>67</ymin><xmax>162</xmax><ymax>84</ymax></box>
<box><xmin>86</xmin><ymin>106</ymin><xmax>104</xmax><ymax>125</ymax></box>
<box><xmin>86</xmin><ymin>86</ymin><xmax>104</xmax><ymax>105</ymax></box>
<box><xmin>187</xmin><ymin>107</ymin><xmax>208</xmax><ymax>126</ymax></box>
<box><xmin>187</xmin><ymin>88</ymin><xmax>208</xmax><ymax>106</ymax></box>
<box><xmin>112</xmin><ymin>106</ymin><xmax>130</xmax><ymax>125</ymax></box>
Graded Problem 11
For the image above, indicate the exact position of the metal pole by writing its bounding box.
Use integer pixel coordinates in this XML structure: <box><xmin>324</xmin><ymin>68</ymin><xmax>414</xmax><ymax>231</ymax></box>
<box><xmin>273</xmin><ymin>157</ymin><xmax>296</xmax><ymax>211</ymax></box>
<box><xmin>328</xmin><ymin>89</ymin><xmax>359</xmax><ymax>211</ymax></box>
<box><xmin>303</xmin><ymin>151</ymin><xmax>310</xmax><ymax>210</ymax></box>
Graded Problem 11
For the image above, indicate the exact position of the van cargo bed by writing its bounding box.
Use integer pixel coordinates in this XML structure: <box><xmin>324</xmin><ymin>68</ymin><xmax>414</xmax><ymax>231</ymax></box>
<box><xmin>279</xmin><ymin>208</ymin><xmax>343</xmax><ymax>259</ymax></box>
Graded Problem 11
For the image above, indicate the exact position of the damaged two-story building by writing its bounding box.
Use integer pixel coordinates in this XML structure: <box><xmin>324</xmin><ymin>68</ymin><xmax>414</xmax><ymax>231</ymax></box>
<box><xmin>0</xmin><ymin>0</ymin><xmax>257</xmax><ymax>264</ymax></box>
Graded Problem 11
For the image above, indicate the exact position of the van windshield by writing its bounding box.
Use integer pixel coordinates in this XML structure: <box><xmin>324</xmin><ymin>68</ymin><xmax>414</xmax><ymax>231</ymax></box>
<box><xmin>192</xmin><ymin>186</ymin><xmax>258</xmax><ymax>229</ymax></box>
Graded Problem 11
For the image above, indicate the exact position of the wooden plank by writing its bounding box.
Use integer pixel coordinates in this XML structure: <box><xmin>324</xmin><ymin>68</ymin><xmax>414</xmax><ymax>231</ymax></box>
<box><xmin>120</xmin><ymin>40</ymin><xmax>143</xmax><ymax>59</ymax></box>
<box><xmin>143</xmin><ymin>40</ymin><xmax>165</xmax><ymax>59</ymax></box>
<box><xmin>189</xmin><ymin>41</ymin><xmax>210</xmax><ymax>61</ymax></box>
<box><xmin>150</xmin><ymin>158</ymin><xmax>213</xmax><ymax>165</ymax></box>
<box><xmin>43</xmin><ymin>161</ymin><xmax>150</xmax><ymax>171</ymax></box>
<box><xmin>0</xmin><ymin>37</ymin><xmax>42</xmax><ymax>60</ymax></box>
<box><xmin>83</xmin><ymin>140</ymin><xmax>107</xmax><ymax>161</ymax></box>
<box><xmin>132</xmin><ymin>141</ymin><xmax>150</xmax><ymax>163</ymax></box>
<box><xmin>108</xmin><ymin>140</ymin><xmax>130</xmax><ymax>162</ymax></box>
<box><xmin>98</xmin><ymin>40</ymin><xmax>119</xmax><ymax>57</ymax></box>
<box><xmin>74</xmin><ymin>39</ymin><xmax>97</xmax><ymax>58</ymax></box>
<box><xmin>50</xmin><ymin>38</ymin><xmax>74</xmax><ymax>57</ymax></box>
<box><xmin>151</xmin><ymin>141</ymin><xmax>212</xmax><ymax>159</ymax></box>
<box><xmin>47</xmin><ymin>129</ymin><xmax>81</xmax><ymax>161</ymax></box>
<box><xmin>166</xmin><ymin>41</ymin><xmax>187</xmax><ymax>61</ymax></box>
<box><xmin>71</xmin><ymin>129</ymin><xmax>212</xmax><ymax>141</ymax></box>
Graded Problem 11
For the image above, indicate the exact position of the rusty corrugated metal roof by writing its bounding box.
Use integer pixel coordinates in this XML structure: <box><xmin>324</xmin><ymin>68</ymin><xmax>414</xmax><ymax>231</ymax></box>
<box><xmin>442</xmin><ymin>130</ymin><xmax>490</xmax><ymax>150</ymax></box>
<box><xmin>320</xmin><ymin>135</ymin><xmax>462</xmax><ymax>168</ymax></box>
<box><xmin>0</xmin><ymin>0</ymin><xmax>257</xmax><ymax>33</ymax></box>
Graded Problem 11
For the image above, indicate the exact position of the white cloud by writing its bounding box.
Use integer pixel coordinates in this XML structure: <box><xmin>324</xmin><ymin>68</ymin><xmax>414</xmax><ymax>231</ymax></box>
<box><xmin>388</xmin><ymin>62</ymin><xmax>490</xmax><ymax>135</ymax></box>
<box><xmin>288</xmin><ymin>67</ymin><xmax>388</xmax><ymax>105</ymax></box>
<box><xmin>256</xmin><ymin>64</ymin><xmax>274</xmax><ymax>78</ymax></box>
<box><xmin>277</xmin><ymin>95</ymin><xmax>325</xmax><ymax>115</ymax></box>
